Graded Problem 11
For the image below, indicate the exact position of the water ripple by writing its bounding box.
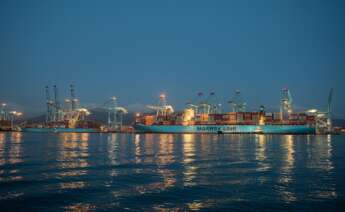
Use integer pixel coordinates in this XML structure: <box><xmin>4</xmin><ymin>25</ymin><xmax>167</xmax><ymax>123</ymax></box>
<box><xmin>0</xmin><ymin>132</ymin><xmax>344</xmax><ymax>211</ymax></box>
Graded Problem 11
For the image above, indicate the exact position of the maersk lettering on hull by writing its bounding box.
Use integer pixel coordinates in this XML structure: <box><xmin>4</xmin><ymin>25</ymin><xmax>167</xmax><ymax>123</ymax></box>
<box><xmin>134</xmin><ymin>124</ymin><xmax>315</xmax><ymax>134</ymax></box>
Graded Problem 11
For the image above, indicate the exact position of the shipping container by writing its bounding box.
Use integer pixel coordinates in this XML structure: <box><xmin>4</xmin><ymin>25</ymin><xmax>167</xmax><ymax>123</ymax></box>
<box><xmin>236</xmin><ymin>112</ymin><xmax>244</xmax><ymax>122</ymax></box>
<box><xmin>306</xmin><ymin>116</ymin><xmax>315</xmax><ymax>121</ymax></box>
<box><xmin>273</xmin><ymin>113</ymin><xmax>282</xmax><ymax>120</ymax></box>
<box><xmin>244</xmin><ymin>113</ymin><xmax>252</xmax><ymax>120</ymax></box>
<box><xmin>265</xmin><ymin>112</ymin><xmax>273</xmax><ymax>117</ymax></box>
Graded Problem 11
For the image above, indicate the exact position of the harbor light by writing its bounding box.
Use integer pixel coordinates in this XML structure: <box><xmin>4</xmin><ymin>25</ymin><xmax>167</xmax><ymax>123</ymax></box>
<box><xmin>307</xmin><ymin>109</ymin><xmax>318</xmax><ymax>113</ymax></box>
<box><xmin>77</xmin><ymin>108</ymin><xmax>90</xmax><ymax>116</ymax></box>
<box><xmin>9</xmin><ymin>111</ymin><xmax>23</xmax><ymax>117</ymax></box>
<box><xmin>9</xmin><ymin>111</ymin><xmax>23</xmax><ymax>129</ymax></box>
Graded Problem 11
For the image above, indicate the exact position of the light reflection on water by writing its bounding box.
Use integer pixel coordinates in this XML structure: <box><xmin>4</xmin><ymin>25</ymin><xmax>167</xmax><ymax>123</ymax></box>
<box><xmin>277</xmin><ymin>135</ymin><xmax>297</xmax><ymax>203</ymax></box>
<box><xmin>55</xmin><ymin>133</ymin><xmax>90</xmax><ymax>193</ymax></box>
<box><xmin>0</xmin><ymin>132</ymin><xmax>344</xmax><ymax>211</ymax></box>
<box><xmin>182</xmin><ymin>134</ymin><xmax>197</xmax><ymax>187</ymax></box>
<box><xmin>0</xmin><ymin>132</ymin><xmax>23</xmax><ymax>182</ymax></box>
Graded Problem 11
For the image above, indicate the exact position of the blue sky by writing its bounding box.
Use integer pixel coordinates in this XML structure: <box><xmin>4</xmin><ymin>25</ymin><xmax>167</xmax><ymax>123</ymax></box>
<box><xmin>0</xmin><ymin>0</ymin><xmax>344</xmax><ymax>117</ymax></box>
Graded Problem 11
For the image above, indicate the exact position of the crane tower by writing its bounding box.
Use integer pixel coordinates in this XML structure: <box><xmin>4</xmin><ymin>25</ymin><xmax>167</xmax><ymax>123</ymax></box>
<box><xmin>105</xmin><ymin>96</ymin><xmax>128</xmax><ymax>130</ymax></box>
<box><xmin>280</xmin><ymin>88</ymin><xmax>293</xmax><ymax>120</ymax></box>
<box><xmin>229</xmin><ymin>90</ymin><xmax>246</xmax><ymax>112</ymax></box>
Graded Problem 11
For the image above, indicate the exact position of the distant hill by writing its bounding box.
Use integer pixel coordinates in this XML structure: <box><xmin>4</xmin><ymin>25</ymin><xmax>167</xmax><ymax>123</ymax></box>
<box><xmin>25</xmin><ymin>114</ymin><xmax>46</xmax><ymax>124</ymax></box>
<box><xmin>87</xmin><ymin>108</ymin><xmax>136</xmax><ymax>125</ymax></box>
<box><xmin>333</xmin><ymin>119</ymin><xmax>345</xmax><ymax>127</ymax></box>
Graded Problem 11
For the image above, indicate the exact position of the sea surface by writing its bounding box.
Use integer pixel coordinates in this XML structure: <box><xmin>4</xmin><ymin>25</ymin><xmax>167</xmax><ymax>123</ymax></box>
<box><xmin>0</xmin><ymin>132</ymin><xmax>344</xmax><ymax>211</ymax></box>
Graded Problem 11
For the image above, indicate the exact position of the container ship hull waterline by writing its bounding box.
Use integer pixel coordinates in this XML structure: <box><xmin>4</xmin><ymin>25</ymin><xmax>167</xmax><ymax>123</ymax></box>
<box><xmin>134</xmin><ymin>124</ymin><xmax>315</xmax><ymax>134</ymax></box>
<box><xmin>134</xmin><ymin>89</ymin><xmax>333</xmax><ymax>134</ymax></box>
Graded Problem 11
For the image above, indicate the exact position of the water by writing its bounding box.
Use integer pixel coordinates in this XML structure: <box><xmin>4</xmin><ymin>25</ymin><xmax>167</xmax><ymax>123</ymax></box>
<box><xmin>0</xmin><ymin>132</ymin><xmax>344</xmax><ymax>211</ymax></box>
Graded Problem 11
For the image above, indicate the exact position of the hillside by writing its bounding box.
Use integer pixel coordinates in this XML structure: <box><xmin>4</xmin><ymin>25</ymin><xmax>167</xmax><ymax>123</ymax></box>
<box><xmin>25</xmin><ymin>109</ymin><xmax>137</xmax><ymax>125</ymax></box>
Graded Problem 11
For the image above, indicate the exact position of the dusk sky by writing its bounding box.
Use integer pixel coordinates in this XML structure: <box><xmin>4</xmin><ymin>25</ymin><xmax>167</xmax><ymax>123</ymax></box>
<box><xmin>0</xmin><ymin>0</ymin><xmax>344</xmax><ymax>118</ymax></box>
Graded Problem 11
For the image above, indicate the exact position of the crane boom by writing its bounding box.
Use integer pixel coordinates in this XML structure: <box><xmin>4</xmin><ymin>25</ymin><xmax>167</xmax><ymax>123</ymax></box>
<box><xmin>327</xmin><ymin>88</ymin><xmax>333</xmax><ymax>114</ymax></box>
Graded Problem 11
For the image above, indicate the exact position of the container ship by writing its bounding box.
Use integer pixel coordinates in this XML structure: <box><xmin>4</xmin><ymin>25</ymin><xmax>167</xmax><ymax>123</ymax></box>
<box><xmin>134</xmin><ymin>89</ymin><xmax>333</xmax><ymax>134</ymax></box>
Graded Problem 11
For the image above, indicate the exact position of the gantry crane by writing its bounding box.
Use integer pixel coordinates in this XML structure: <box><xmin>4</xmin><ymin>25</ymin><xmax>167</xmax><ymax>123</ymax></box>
<box><xmin>147</xmin><ymin>94</ymin><xmax>174</xmax><ymax>120</ymax></box>
<box><xmin>104</xmin><ymin>96</ymin><xmax>128</xmax><ymax>130</ymax></box>
<box><xmin>228</xmin><ymin>90</ymin><xmax>246</xmax><ymax>112</ymax></box>
<box><xmin>280</xmin><ymin>88</ymin><xmax>293</xmax><ymax>120</ymax></box>
<box><xmin>0</xmin><ymin>103</ymin><xmax>8</xmax><ymax>121</ymax></box>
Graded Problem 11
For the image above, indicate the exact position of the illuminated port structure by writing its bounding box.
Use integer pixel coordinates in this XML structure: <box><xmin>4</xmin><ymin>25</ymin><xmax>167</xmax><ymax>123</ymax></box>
<box><xmin>104</xmin><ymin>96</ymin><xmax>128</xmax><ymax>130</ymax></box>
<box><xmin>0</xmin><ymin>103</ymin><xmax>23</xmax><ymax>131</ymax></box>
<box><xmin>44</xmin><ymin>84</ymin><xmax>90</xmax><ymax>128</ymax></box>
<box><xmin>0</xmin><ymin>103</ymin><xmax>9</xmax><ymax>121</ymax></box>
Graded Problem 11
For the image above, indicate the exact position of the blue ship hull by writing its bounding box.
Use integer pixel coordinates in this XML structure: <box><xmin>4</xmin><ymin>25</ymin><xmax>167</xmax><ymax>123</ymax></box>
<box><xmin>23</xmin><ymin>128</ymin><xmax>99</xmax><ymax>133</ymax></box>
<box><xmin>134</xmin><ymin>124</ymin><xmax>315</xmax><ymax>134</ymax></box>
